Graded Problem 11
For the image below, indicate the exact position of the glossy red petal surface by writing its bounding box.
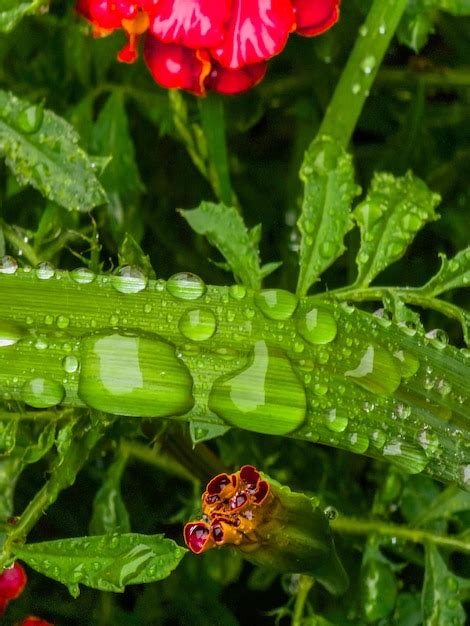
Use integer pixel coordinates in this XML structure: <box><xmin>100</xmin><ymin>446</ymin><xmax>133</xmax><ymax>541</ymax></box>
<box><xmin>144</xmin><ymin>37</ymin><xmax>210</xmax><ymax>95</ymax></box>
<box><xmin>184</xmin><ymin>521</ymin><xmax>211</xmax><ymax>553</ymax></box>
<box><xmin>206</xmin><ymin>472</ymin><xmax>232</xmax><ymax>495</ymax></box>
<box><xmin>150</xmin><ymin>0</ymin><xmax>231</xmax><ymax>48</ymax></box>
<box><xmin>291</xmin><ymin>0</ymin><xmax>340</xmax><ymax>36</ymax></box>
<box><xmin>207</xmin><ymin>60</ymin><xmax>267</xmax><ymax>94</ymax></box>
<box><xmin>239</xmin><ymin>464</ymin><xmax>260</xmax><ymax>487</ymax></box>
<box><xmin>230</xmin><ymin>492</ymin><xmax>248</xmax><ymax>510</ymax></box>
<box><xmin>0</xmin><ymin>563</ymin><xmax>27</xmax><ymax>601</ymax></box>
<box><xmin>253</xmin><ymin>479</ymin><xmax>269</xmax><ymax>504</ymax></box>
<box><xmin>88</xmin><ymin>1</ymin><xmax>122</xmax><ymax>29</ymax></box>
<box><xmin>211</xmin><ymin>0</ymin><xmax>295</xmax><ymax>69</ymax></box>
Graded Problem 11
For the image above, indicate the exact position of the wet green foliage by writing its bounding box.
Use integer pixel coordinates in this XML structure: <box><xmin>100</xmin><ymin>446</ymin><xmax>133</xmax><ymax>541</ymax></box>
<box><xmin>0</xmin><ymin>1</ymin><xmax>469</xmax><ymax>625</ymax></box>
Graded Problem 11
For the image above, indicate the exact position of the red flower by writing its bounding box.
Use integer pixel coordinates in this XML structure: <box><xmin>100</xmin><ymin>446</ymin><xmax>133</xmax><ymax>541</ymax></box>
<box><xmin>16</xmin><ymin>617</ymin><xmax>54</xmax><ymax>626</ymax></box>
<box><xmin>76</xmin><ymin>0</ymin><xmax>341</xmax><ymax>94</ymax></box>
<box><xmin>0</xmin><ymin>562</ymin><xmax>27</xmax><ymax>615</ymax></box>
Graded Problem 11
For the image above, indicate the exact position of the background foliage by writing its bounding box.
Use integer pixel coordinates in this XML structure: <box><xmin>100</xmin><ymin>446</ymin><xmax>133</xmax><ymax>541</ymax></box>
<box><xmin>0</xmin><ymin>0</ymin><xmax>469</xmax><ymax>624</ymax></box>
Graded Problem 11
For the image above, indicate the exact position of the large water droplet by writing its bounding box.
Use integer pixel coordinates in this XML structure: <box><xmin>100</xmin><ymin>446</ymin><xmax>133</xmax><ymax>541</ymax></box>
<box><xmin>360</xmin><ymin>55</ymin><xmax>376</xmax><ymax>75</ymax></box>
<box><xmin>393</xmin><ymin>350</ymin><xmax>420</xmax><ymax>378</ymax></box>
<box><xmin>297</xmin><ymin>307</ymin><xmax>337</xmax><ymax>345</ymax></box>
<box><xmin>36</xmin><ymin>262</ymin><xmax>55</xmax><ymax>280</ymax></box>
<box><xmin>254</xmin><ymin>289</ymin><xmax>298</xmax><ymax>321</ymax></box>
<box><xmin>325</xmin><ymin>409</ymin><xmax>348</xmax><ymax>432</ymax></box>
<box><xmin>208</xmin><ymin>341</ymin><xmax>306</xmax><ymax>435</ymax></box>
<box><xmin>383</xmin><ymin>439</ymin><xmax>428</xmax><ymax>474</ymax></box>
<box><xmin>111</xmin><ymin>266</ymin><xmax>147</xmax><ymax>294</ymax></box>
<box><xmin>62</xmin><ymin>355</ymin><xmax>79</xmax><ymax>374</ymax></box>
<box><xmin>229</xmin><ymin>284</ymin><xmax>247</xmax><ymax>300</ymax></box>
<box><xmin>78</xmin><ymin>332</ymin><xmax>194</xmax><ymax>417</ymax></box>
<box><xmin>417</xmin><ymin>428</ymin><xmax>440</xmax><ymax>457</ymax></box>
<box><xmin>0</xmin><ymin>256</ymin><xmax>18</xmax><ymax>275</ymax></box>
<box><xmin>21</xmin><ymin>378</ymin><xmax>65</xmax><ymax>408</ymax></box>
<box><xmin>166</xmin><ymin>272</ymin><xmax>205</xmax><ymax>300</ymax></box>
<box><xmin>179</xmin><ymin>308</ymin><xmax>217</xmax><ymax>342</ymax></box>
<box><xmin>70</xmin><ymin>267</ymin><xmax>95</xmax><ymax>284</ymax></box>
<box><xmin>347</xmin><ymin>432</ymin><xmax>369</xmax><ymax>453</ymax></box>
<box><xmin>345</xmin><ymin>345</ymin><xmax>401</xmax><ymax>394</ymax></box>
<box><xmin>0</xmin><ymin>320</ymin><xmax>26</xmax><ymax>347</ymax></box>
<box><xmin>17</xmin><ymin>103</ymin><xmax>43</xmax><ymax>134</ymax></box>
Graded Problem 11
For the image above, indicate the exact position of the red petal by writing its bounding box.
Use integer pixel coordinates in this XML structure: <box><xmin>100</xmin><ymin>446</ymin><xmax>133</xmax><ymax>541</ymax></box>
<box><xmin>211</xmin><ymin>0</ymin><xmax>295</xmax><ymax>69</ymax></box>
<box><xmin>239</xmin><ymin>465</ymin><xmax>260</xmax><ymax>488</ymax></box>
<box><xmin>149</xmin><ymin>0</ymin><xmax>231</xmax><ymax>49</ymax></box>
<box><xmin>206</xmin><ymin>473</ymin><xmax>232</xmax><ymax>495</ymax></box>
<box><xmin>0</xmin><ymin>563</ymin><xmax>27</xmax><ymax>601</ymax></box>
<box><xmin>17</xmin><ymin>617</ymin><xmax>54</xmax><ymax>626</ymax></box>
<box><xmin>230</xmin><ymin>492</ymin><xmax>248</xmax><ymax>510</ymax></box>
<box><xmin>184</xmin><ymin>521</ymin><xmax>212</xmax><ymax>553</ymax></box>
<box><xmin>207</xmin><ymin>60</ymin><xmax>267</xmax><ymax>94</ymax></box>
<box><xmin>144</xmin><ymin>37</ymin><xmax>211</xmax><ymax>95</ymax></box>
<box><xmin>253</xmin><ymin>479</ymin><xmax>269</xmax><ymax>504</ymax></box>
<box><xmin>87</xmin><ymin>1</ymin><xmax>122</xmax><ymax>29</ymax></box>
<box><xmin>291</xmin><ymin>0</ymin><xmax>340</xmax><ymax>36</ymax></box>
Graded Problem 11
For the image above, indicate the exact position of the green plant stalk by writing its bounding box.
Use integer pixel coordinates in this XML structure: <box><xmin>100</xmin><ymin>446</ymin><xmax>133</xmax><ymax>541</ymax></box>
<box><xmin>318</xmin><ymin>0</ymin><xmax>408</xmax><ymax>148</ymax></box>
<box><xmin>198</xmin><ymin>93</ymin><xmax>235</xmax><ymax>207</ymax></box>
<box><xmin>292</xmin><ymin>575</ymin><xmax>314</xmax><ymax>626</ymax></box>
<box><xmin>0</xmin><ymin>270</ymin><xmax>469</xmax><ymax>487</ymax></box>
<box><xmin>331</xmin><ymin>516</ymin><xmax>470</xmax><ymax>554</ymax></box>
<box><xmin>0</xmin><ymin>416</ymin><xmax>108</xmax><ymax>568</ymax></box>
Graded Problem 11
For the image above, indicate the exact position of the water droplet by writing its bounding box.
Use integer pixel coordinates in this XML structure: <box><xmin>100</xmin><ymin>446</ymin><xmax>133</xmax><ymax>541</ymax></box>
<box><xmin>459</xmin><ymin>464</ymin><xmax>470</xmax><ymax>488</ymax></box>
<box><xmin>17</xmin><ymin>103</ymin><xmax>43</xmax><ymax>133</ymax></box>
<box><xmin>345</xmin><ymin>345</ymin><xmax>401</xmax><ymax>394</ymax></box>
<box><xmin>57</xmin><ymin>315</ymin><xmax>70</xmax><ymax>329</ymax></box>
<box><xmin>297</xmin><ymin>307</ymin><xmax>337</xmax><ymax>345</ymax></box>
<box><xmin>435</xmin><ymin>378</ymin><xmax>451</xmax><ymax>396</ymax></box>
<box><xmin>209</xmin><ymin>341</ymin><xmax>306</xmax><ymax>435</ymax></box>
<box><xmin>325</xmin><ymin>409</ymin><xmax>348</xmax><ymax>432</ymax></box>
<box><xmin>359</xmin><ymin>24</ymin><xmax>368</xmax><ymax>37</ymax></box>
<box><xmin>254</xmin><ymin>289</ymin><xmax>298</xmax><ymax>321</ymax></box>
<box><xmin>383</xmin><ymin>439</ymin><xmax>428</xmax><ymax>474</ymax></box>
<box><xmin>36</xmin><ymin>262</ymin><xmax>54</xmax><ymax>280</ymax></box>
<box><xmin>0</xmin><ymin>319</ymin><xmax>26</xmax><ymax>347</ymax></box>
<box><xmin>62</xmin><ymin>355</ymin><xmax>79</xmax><ymax>374</ymax></box>
<box><xmin>179</xmin><ymin>308</ymin><xmax>217</xmax><ymax>342</ymax></box>
<box><xmin>0</xmin><ymin>256</ymin><xmax>18</xmax><ymax>275</ymax></box>
<box><xmin>78</xmin><ymin>332</ymin><xmax>194</xmax><ymax>417</ymax></box>
<box><xmin>21</xmin><ymin>377</ymin><xmax>65</xmax><ymax>408</ymax></box>
<box><xmin>319</xmin><ymin>241</ymin><xmax>336</xmax><ymax>258</ymax></box>
<box><xmin>425</xmin><ymin>328</ymin><xmax>448</xmax><ymax>350</ymax></box>
<box><xmin>417</xmin><ymin>428</ymin><xmax>440</xmax><ymax>457</ymax></box>
<box><xmin>166</xmin><ymin>272</ymin><xmax>205</xmax><ymax>300</ymax></box>
<box><xmin>360</xmin><ymin>55</ymin><xmax>376</xmax><ymax>75</ymax></box>
<box><xmin>352</xmin><ymin>83</ymin><xmax>361</xmax><ymax>95</ymax></box>
<box><xmin>348</xmin><ymin>432</ymin><xmax>369</xmax><ymax>453</ymax></box>
<box><xmin>111</xmin><ymin>265</ymin><xmax>147</xmax><ymax>294</ymax></box>
<box><xmin>393</xmin><ymin>350</ymin><xmax>420</xmax><ymax>378</ymax></box>
<box><xmin>371</xmin><ymin>429</ymin><xmax>386</xmax><ymax>449</ymax></box>
<box><xmin>70</xmin><ymin>267</ymin><xmax>95</xmax><ymax>284</ymax></box>
<box><xmin>324</xmin><ymin>506</ymin><xmax>338</xmax><ymax>520</ymax></box>
<box><xmin>229</xmin><ymin>284</ymin><xmax>247</xmax><ymax>300</ymax></box>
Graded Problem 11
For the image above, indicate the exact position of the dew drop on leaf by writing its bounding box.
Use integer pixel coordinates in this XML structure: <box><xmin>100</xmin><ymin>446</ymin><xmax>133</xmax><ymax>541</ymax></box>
<box><xmin>0</xmin><ymin>255</ymin><xmax>18</xmax><ymax>274</ymax></box>
<box><xmin>0</xmin><ymin>319</ymin><xmax>26</xmax><ymax>347</ymax></box>
<box><xmin>70</xmin><ymin>267</ymin><xmax>95</xmax><ymax>284</ymax></box>
<box><xmin>21</xmin><ymin>377</ymin><xmax>65</xmax><ymax>408</ymax></box>
<box><xmin>78</xmin><ymin>332</ymin><xmax>194</xmax><ymax>417</ymax></box>
<box><xmin>62</xmin><ymin>355</ymin><xmax>79</xmax><ymax>374</ymax></box>
<box><xmin>209</xmin><ymin>340</ymin><xmax>306</xmax><ymax>435</ymax></box>
<box><xmin>383</xmin><ymin>439</ymin><xmax>429</xmax><ymax>474</ymax></box>
<box><xmin>345</xmin><ymin>345</ymin><xmax>401</xmax><ymax>394</ymax></box>
<box><xmin>178</xmin><ymin>308</ymin><xmax>217</xmax><ymax>342</ymax></box>
<box><xmin>35</xmin><ymin>261</ymin><xmax>55</xmax><ymax>280</ymax></box>
<box><xmin>297</xmin><ymin>306</ymin><xmax>338</xmax><ymax>345</ymax></box>
<box><xmin>111</xmin><ymin>265</ymin><xmax>148</xmax><ymax>294</ymax></box>
<box><xmin>166</xmin><ymin>272</ymin><xmax>205</xmax><ymax>300</ymax></box>
<box><xmin>254</xmin><ymin>289</ymin><xmax>298</xmax><ymax>321</ymax></box>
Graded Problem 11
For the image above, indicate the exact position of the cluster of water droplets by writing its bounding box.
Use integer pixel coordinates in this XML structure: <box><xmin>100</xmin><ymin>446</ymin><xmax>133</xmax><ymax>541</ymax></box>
<box><xmin>0</xmin><ymin>262</ymin><xmax>468</xmax><ymax>485</ymax></box>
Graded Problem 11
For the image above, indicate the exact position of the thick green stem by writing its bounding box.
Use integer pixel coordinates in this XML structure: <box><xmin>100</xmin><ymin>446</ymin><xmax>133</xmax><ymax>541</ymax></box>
<box><xmin>331</xmin><ymin>515</ymin><xmax>470</xmax><ymax>554</ymax></box>
<box><xmin>0</xmin><ymin>416</ymin><xmax>108</xmax><ymax>568</ymax></box>
<box><xmin>198</xmin><ymin>93</ymin><xmax>235</xmax><ymax>207</ymax></box>
<box><xmin>292</xmin><ymin>575</ymin><xmax>314</xmax><ymax>626</ymax></box>
<box><xmin>318</xmin><ymin>0</ymin><xmax>408</xmax><ymax>148</ymax></box>
<box><xmin>0</xmin><ymin>269</ymin><xmax>469</xmax><ymax>488</ymax></box>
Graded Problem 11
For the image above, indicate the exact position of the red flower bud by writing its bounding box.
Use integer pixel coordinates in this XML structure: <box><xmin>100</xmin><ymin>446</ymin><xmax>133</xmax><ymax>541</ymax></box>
<box><xmin>76</xmin><ymin>0</ymin><xmax>341</xmax><ymax>94</ymax></box>
<box><xmin>184</xmin><ymin>465</ymin><xmax>348</xmax><ymax>595</ymax></box>
<box><xmin>0</xmin><ymin>562</ymin><xmax>27</xmax><ymax>616</ymax></box>
<box><xmin>16</xmin><ymin>617</ymin><xmax>54</xmax><ymax>626</ymax></box>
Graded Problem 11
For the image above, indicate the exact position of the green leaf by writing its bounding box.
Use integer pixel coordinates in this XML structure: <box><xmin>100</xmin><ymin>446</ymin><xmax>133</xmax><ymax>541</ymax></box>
<box><xmin>13</xmin><ymin>533</ymin><xmax>187</xmax><ymax>595</ymax></box>
<box><xmin>118</xmin><ymin>233</ymin><xmax>156</xmax><ymax>280</ymax></box>
<box><xmin>412</xmin><ymin>484</ymin><xmax>470</xmax><ymax>527</ymax></box>
<box><xmin>21</xmin><ymin>421</ymin><xmax>56</xmax><ymax>464</ymax></box>
<box><xmin>422</xmin><ymin>544</ymin><xmax>470</xmax><ymax>625</ymax></box>
<box><xmin>296</xmin><ymin>136</ymin><xmax>360</xmax><ymax>296</ymax></box>
<box><xmin>420</xmin><ymin>248</ymin><xmax>470</xmax><ymax>296</ymax></box>
<box><xmin>0</xmin><ymin>90</ymin><xmax>106</xmax><ymax>211</ymax></box>
<box><xmin>353</xmin><ymin>171</ymin><xmax>440</xmax><ymax>287</ymax></box>
<box><xmin>436</xmin><ymin>0</ymin><xmax>470</xmax><ymax>15</ymax></box>
<box><xmin>91</xmin><ymin>92</ymin><xmax>145</xmax><ymax>198</ymax></box>
<box><xmin>89</xmin><ymin>451</ymin><xmax>131</xmax><ymax>535</ymax></box>
<box><xmin>360</xmin><ymin>544</ymin><xmax>398</xmax><ymax>622</ymax></box>
<box><xmin>179</xmin><ymin>202</ymin><xmax>264</xmax><ymax>290</ymax></box>
<box><xmin>397</xmin><ymin>1</ymin><xmax>435</xmax><ymax>52</ymax></box>
<box><xmin>0</xmin><ymin>0</ymin><xmax>48</xmax><ymax>33</ymax></box>
<box><xmin>0</xmin><ymin>419</ymin><xmax>17</xmax><ymax>454</ymax></box>
<box><xmin>0</xmin><ymin>457</ymin><xmax>22</xmax><ymax>518</ymax></box>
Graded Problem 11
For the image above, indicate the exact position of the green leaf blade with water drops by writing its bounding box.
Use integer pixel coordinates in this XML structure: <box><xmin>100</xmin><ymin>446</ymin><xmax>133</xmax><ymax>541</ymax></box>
<box><xmin>353</xmin><ymin>171</ymin><xmax>441</xmax><ymax>288</ymax></box>
<box><xmin>0</xmin><ymin>0</ymin><xmax>48</xmax><ymax>33</ymax></box>
<box><xmin>419</xmin><ymin>248</ymin><xmax>470</xmax><ymax>296</ymax></box>
<box><xmin>0</xmin><ymin>90</ymin><xmax>106</xmax><ymax>212</ymax></box>
<box><xmin>179</xmin><ymin>202</ymin><xmax>264</xmax><ymax>289</ymax></box>
<box><xmin>13</xmin><ymin>533</ymin><xmax>187</xmax><ymax>596</ymax></box>
<box><xmin>296</xmin><ymin>136</ymin><xmax>360</xmax><ymax>297</ymax></box>
<box><xmin>422</xmin><ymin>543</ymin><xmax>470</xmax><ymax>626</ymax></box>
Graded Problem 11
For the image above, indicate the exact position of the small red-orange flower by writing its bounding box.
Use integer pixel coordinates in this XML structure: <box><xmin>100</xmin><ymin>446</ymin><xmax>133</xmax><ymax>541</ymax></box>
<box><xmin>76</xmin><ymin>0</ymin><xmax>341</xmax><ymax>95</ymax></box>
<box><xmin>16</xmin><ymin>617</ymin><xmax>54</xmax><ymax>626</ymax></box>
<box><xmin>0</xmin><ymin>562</ymin><xmax>27</xmax><ymax>616</ymax></box>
